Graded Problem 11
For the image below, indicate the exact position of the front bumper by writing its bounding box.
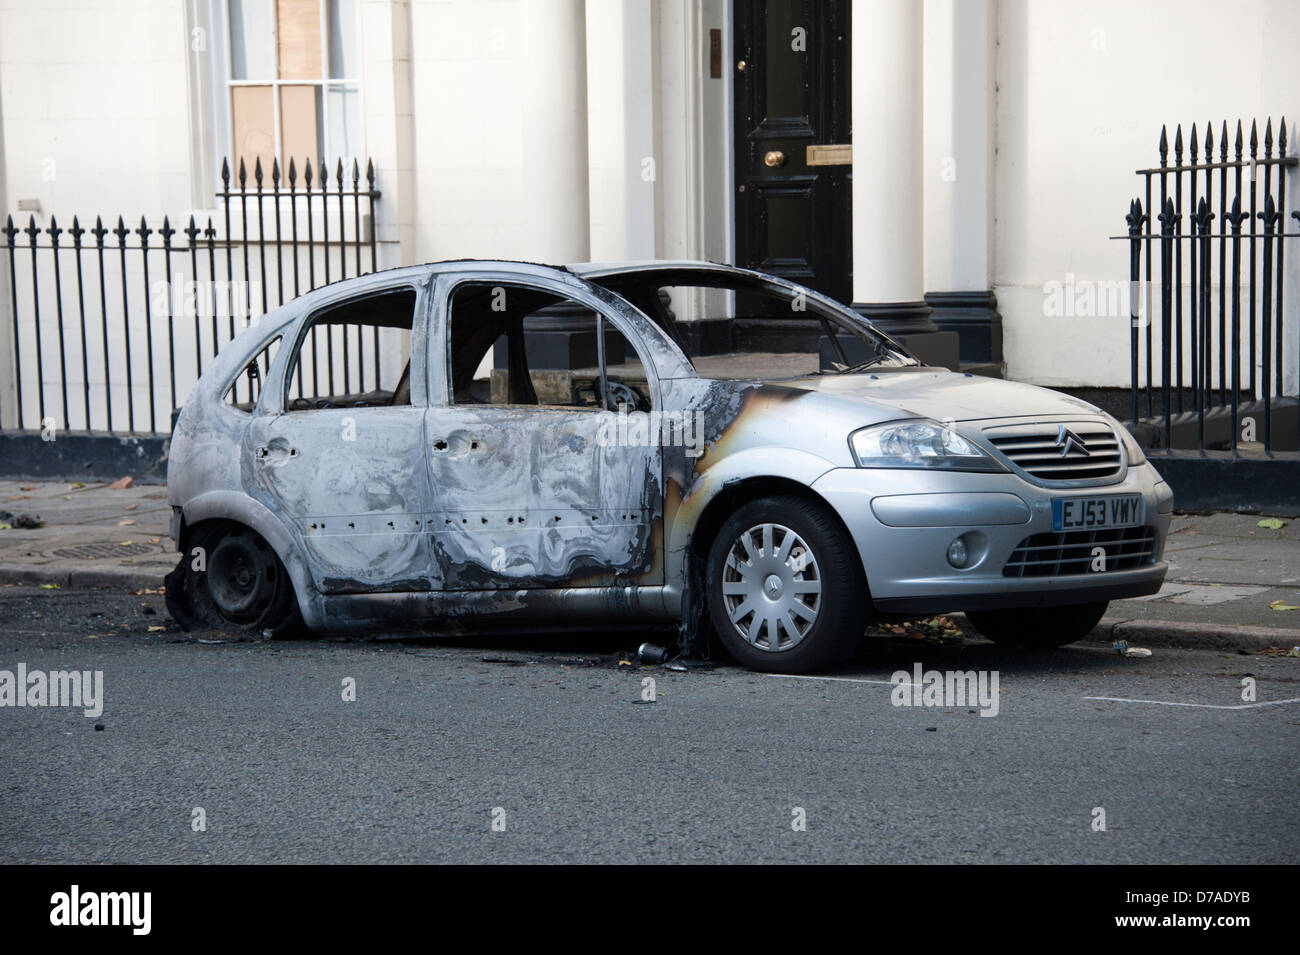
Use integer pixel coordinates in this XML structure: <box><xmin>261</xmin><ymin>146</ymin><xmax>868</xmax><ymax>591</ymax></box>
<box><xmin>811</xmin><ymin>462</ymin><xmax>1172</xmax><ymax>614</ymax></box>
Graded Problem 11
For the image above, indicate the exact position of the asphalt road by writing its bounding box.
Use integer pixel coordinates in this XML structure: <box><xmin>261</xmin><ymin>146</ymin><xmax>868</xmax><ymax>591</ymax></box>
<box><xmin>1</xmin><ymin>585</ymin><xmax>1297</xmax><ymax>864</ymax></box>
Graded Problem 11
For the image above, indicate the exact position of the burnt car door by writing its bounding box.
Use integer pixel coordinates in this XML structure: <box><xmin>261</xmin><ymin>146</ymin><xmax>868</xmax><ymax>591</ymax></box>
<box><xmin>424</xmin><ymin>269</ymin><xmax>668</xmax><ymax>590</ymax></box>
<box><xmin>244</xmin><ymin>276</ymin><xmax>439</xmax><ymax>594</ymax></box>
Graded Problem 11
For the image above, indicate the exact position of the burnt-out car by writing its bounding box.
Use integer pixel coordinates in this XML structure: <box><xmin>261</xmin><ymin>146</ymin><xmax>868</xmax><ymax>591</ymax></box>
<box><xmin>165</xmin><ymin>260</ymin><xmax>1172</xmax><ymax>672</ymax></box>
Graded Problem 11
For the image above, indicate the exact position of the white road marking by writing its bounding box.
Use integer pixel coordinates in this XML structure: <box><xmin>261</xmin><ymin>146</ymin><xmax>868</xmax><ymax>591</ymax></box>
<box><xmin>773</xmin><ymin>676</ymin><xmax>1300</xmax><ymax>711</ymax></box>
<box><xmin>1082</xmin><ymin>695</ymin><xmax>1300</xmax><ymax>710</ymax></box>
<box><xmin>768</xmin><ymin>673</ymin><xmax>900</xmax><ymax>686</ymax></box>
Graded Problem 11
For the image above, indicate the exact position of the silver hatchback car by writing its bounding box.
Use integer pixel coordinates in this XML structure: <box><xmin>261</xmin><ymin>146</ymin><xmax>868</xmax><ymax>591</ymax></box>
<box><xmin>165</xmin><ymin>260</ymin><xmax>1172</xmax><ymax>672</ymax></box>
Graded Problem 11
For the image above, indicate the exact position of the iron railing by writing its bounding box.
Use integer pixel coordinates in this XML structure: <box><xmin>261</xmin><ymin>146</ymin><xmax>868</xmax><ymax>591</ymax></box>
<box><xmin>1120</xmin><ymin>118</ymin><xmax>1299</xmax><ymax>452</ymax></box>
<box><xmin>1</xmin><ymin>156</ymin><xmax>381</xmax><ymax>434</ymax></box>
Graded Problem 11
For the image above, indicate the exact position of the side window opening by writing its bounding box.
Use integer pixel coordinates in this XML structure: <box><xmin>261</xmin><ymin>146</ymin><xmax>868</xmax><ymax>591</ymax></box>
<box><xmin>592</xmin><ymin>275</ymin><xmax>911</xmax><ymax>380</ymax></box>
<box><xmin>447</xmin><ymin>283</ymin><xmax>651</xmax><ymax>411</ymax></box>
<box><xmin>224</xmin><ymin>335</ymin><xmax>281</xmax><ymax>411</ymax></box>
<box><xmin>285</xmin><ymin>287</ymin><xmax>416</xmax><ymax>410</ymax></box>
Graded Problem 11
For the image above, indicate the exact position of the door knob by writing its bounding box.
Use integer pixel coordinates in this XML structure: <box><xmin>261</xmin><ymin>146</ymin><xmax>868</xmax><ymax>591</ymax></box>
<box><xmin>764</xmin><ymin>150</ymin><xmax>786</xmax><ymax>168</ymax></box>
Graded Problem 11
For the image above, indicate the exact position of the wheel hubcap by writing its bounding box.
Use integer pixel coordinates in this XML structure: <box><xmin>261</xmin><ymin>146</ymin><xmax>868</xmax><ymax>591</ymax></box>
<box><xmin>721</xmin><ymin>522</ymin><xmax>822</xmax><ymax>652</ymax></box>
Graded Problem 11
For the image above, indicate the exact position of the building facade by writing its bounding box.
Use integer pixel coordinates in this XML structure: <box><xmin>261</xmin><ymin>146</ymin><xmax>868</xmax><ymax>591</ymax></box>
<box><xmin>1</xmin><ymin>0</ymin><xmax>1297</xmax><ymax>431</ymax></box>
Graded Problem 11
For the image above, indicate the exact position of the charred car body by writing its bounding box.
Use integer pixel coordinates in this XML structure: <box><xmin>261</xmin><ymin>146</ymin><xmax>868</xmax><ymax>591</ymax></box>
<box><xmin>166</xmin><ymin>260</ymin><xmax>1172</xmax><ymax>672</ymax></box>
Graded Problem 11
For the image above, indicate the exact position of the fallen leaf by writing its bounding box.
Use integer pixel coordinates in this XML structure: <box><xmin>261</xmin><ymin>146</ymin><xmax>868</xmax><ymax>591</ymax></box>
<box><xmin>118</xmin><ymin>519</ymin><xmax>135</xmax><ymax>526</ymax></box>
<box><xmin>119</xmin><ymin>541</ymin><xmax>133</xmax><ymax>547</ymax></box>
<box><xmin>147</xmin><ymin>625</ymin><xmax>166</xmax><ymax>632</ymax></box>
<box><xmin>39</xmin><ymin>583</ymin><xmax>59</xmax><ymax>590</ymax></box>
<box><xmin>19</xmin><ymin>485</ymin><xmax>35</xmax><ymax>491</ymax></box>
<box><xmin>107</xmin><ymin>476</ymin><xmax>133</xmax><ymax>490</ymax></box>
<box><xmin>1269</xmin><ymin>600</ymin><xmax>1300</xmax><ymax>611</ymax></box>
<box><xmin>1258</xmin><ymin>518</ymin><xmax>1288</xmax><ymax>530</ymax></box>
<box><xmin>123</xmin><ymin>504</ymin><xmax>138</xmax><ymax>511</ymax></box>
<box><xmin>148</xmin><ymin>537</ymin><xmax>161</xmax><ymax>544</ymax></box>
<box><xmin>68</xmin><ymin>482</ymin><xmax>84</xmax><ymax>489</ymax></box>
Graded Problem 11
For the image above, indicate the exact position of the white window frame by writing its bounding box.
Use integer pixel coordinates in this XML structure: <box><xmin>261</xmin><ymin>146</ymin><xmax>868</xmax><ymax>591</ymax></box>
<box><xmin>200</xmin><ymin>0</ymin><xmax>362</xmax><ymax>189</ymax></box>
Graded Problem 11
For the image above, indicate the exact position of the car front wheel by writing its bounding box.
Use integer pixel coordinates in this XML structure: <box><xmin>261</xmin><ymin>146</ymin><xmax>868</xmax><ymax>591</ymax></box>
<box><xmin>964</xmin><ymin>601</ymin><xmax>1108</xmax><ymax>649</ymax></box>
<box><xmin>705</xmin><ymin>495</ymin><xmax>866</xmax><ymax>673</ymax></box>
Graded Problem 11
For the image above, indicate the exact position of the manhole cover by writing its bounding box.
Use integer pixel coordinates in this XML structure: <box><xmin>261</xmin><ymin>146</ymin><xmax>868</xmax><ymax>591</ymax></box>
<box><xmin>52</xmin><ymin>541</ymin><xmax>159</xmax><ymax>560</ymax></box>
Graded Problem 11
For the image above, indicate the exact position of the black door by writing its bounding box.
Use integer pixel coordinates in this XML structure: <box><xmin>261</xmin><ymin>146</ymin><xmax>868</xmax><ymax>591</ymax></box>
<box><xmin>734</xmin><ymin>0</ymin><xmax>851</xmax><ymax>309</ymax></box>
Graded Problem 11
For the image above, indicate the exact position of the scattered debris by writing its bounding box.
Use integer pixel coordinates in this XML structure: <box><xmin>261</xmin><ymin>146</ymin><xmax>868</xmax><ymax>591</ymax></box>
<box><xmin>94</xmin><ymin>723</ymin><xmax>105</xmax><ymax>731</ymax></box>
<box><xmin>123</xmin><ymin>503</ymin><xmax>138</xmax><ymax>511</ymax></box>
<box><xmin>481</xmin><ymin>656</ymin><xmax>531</xmax><ymax>666</ymax></box>
<box><xmin>141</xmin><ymin>605</ymin><xmax>156</xmax><ymax>615</ymax></box>
<box><xmin>147</xmin><ymin>625</ymin><xmax>166</xmax><ymax>632</ymax></box>
<box><xmin>637</xmin><ymin>642</ymin><xmax>669</xmax><ymax>664</ymax></box>
<box><xmin>869</xmin><ymin>615</ymin><xmax>964</xmax><ymax>643</ymax></box>
<box><xmin>1124</xmin><ymin>647</ymin><xmax>1153</xmax><ymax>658</ymax></box>
<box><xmin>118</xmin><ymin>519</ymin><xmax>135</xmax><ymax>526</ymax></box>
<box><xmin>1269</xmin><ymin>599</ymin><xmax>1300</xmax><ymax>611</ymax></box>
<box><xmin>38</xmin><ymin>583</ymin><xmax>59</xmax><ymax>590</ymax></box>
<box><xmin>9</xmin><ymin>514</ymin><xmax>43</xmax><ymax>529</ymax></box>
<box><xmin>1257</xmin><ymin>517</ymin><xmax>1288</xmax><ymax>530</ymax></box>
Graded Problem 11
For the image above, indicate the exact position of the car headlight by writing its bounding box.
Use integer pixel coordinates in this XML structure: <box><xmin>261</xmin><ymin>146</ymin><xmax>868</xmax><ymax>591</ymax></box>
<box><xmin>849</xmin><ymin>420</ymin><xmax>1004</xmax><ymax>471</ymax></box>
<box><xmin>1101</xmin><ymin>413</ymin><xmax>1147</xmax><ymax>466</ymax></box>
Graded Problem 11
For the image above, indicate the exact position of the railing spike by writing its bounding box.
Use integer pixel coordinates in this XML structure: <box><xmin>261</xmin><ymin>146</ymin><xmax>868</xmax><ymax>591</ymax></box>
<box><xmin>352</xmin><ymin>157</ymin><xmax>360</xmax><ymax>184</ymax></box>
<box><xmin>1158</xmin><ymin>124</ymin><xmax>1169</xmax><ymax>164</ymax></box>
<box><xmin>1204</xmin><ymin>121</ymin><xmax>1214</xmax><ymax>154</ymax></box>
<box><xmin>1264</xmin><ymin>117</ymin><xmax>1274</xmax><ymax>156</ymax></box>
<box><xmin>366</xmin><ymin>158</ymin><xmax>375</xmax><ymax>188</ymax></box>
<box><xmin>1189</xmin><ymin>122</ymin><xmax>1198</xmax><ymax>160</ymax></box>
<box><xmin>304</xmin><ymin>157</ymin><xmax>313</xmax><ymax>186</ymax></box>
<box><xmin>1221</xmin><ymin>120</ymin><xmax>1229</xmax><ymax>160</ymax></box>
<box><xmin>1280</xmin><ymin>116</ymin><xmax>1288</xmax><ymax>155</ymax></box>
<box><xmin>272</xmin><ymin>157</ymin><xmax>281</xmax><ymax>185</ymax></box>
<box><xmin>1235</xmin><ymin>119</ymin><xmax>1244</xmax><ymax>157</ymax></box>
<box><xmin>221</xmin><ymin>157</ymin><xmax>230</xmax><ymax>187</ymax></box>
<box><xmin>254</xmin><ymin>157</ymin><xmax>264</xmax><ymax>186</ymax></box>
<box><xmin>1249</xmin><ymin>118</ymin><xmax>1258</xmax><ymax>153</ymax></box>
<box><xmin>288</xmin><ymin>157</ymin><xmax>297</xmax><ymax>184</ymax></box>
<box><xmin>1174</xmin><ymin>123</ymin><xmax>1183</xmax><ymax>159</ymax></box>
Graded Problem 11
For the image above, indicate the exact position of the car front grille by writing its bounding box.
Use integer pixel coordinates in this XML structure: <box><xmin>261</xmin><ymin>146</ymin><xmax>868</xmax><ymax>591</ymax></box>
<box><xmin>983</xmin><ymin>422</ymin><xmax>1123</xmax><ymax>481</ymax></box>
<box><xmin>1002</xmin><ymin>526</ymin><xmax>1158</xmax><ymax>578</ymax></box>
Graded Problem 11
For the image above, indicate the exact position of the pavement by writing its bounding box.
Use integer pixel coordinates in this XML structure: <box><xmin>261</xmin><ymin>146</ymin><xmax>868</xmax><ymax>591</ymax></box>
<box><xmin>1</xmin><ymin>478</ymin><xmax>1299</xmax><ymax>650</ymax></box>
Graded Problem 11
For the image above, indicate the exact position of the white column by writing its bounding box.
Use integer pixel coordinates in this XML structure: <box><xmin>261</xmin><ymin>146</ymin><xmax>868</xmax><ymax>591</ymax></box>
<box><xmin>357</xmin><ymin>0</ymin><xmax>414</xmax><ymax>268</ymax></box>
<box><xmin>585</xmin><ymin>0</ymin><xmax>656</xmax><ymax>262</ymax></box>
<box><xmin>851</xmin><ymin>0</ymin><xmax>924</xmax><ymax>306</ymax></box>
<box><xmin>923</xmin><ymin>0</ymin><xmax>995</xmax><ymax>293</ymax></box>
<box><xmin>522</xmin><ymin>0</ymin><xmax>591</xmax><ymax>263</ymax></box>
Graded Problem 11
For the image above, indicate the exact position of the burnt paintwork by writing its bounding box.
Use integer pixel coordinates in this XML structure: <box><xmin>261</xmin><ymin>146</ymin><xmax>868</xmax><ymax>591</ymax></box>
<box><xmin>167</xmin><ymin>259</ymin><xmax>1171</xmax><ymax>646</ymax></box>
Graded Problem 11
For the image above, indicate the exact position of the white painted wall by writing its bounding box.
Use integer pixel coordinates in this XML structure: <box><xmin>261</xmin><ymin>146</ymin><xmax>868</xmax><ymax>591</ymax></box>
<box><xmin>0</xmin><ymin>0</ymin><xmax>191</xmax><ymax>221</ymax></box>
<box><xmin>995</xmin><ymin>0</ymin><xmax>1300</xmax><ymax>388</ymax></box>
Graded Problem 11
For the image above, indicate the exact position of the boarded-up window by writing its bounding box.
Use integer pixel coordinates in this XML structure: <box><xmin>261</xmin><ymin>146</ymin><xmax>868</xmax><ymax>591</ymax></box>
<box><xmin>227</xmin><ymin>0</ymin><xmax>360</xmax><ymax>172</ymax></box>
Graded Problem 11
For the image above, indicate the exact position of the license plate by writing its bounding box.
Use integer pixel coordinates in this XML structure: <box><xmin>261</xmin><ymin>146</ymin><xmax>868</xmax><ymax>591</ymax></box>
<box><xmin>1052</xmin><ymin>495</ymin><xmax>1144</xmax><ymax>531</ymax></box>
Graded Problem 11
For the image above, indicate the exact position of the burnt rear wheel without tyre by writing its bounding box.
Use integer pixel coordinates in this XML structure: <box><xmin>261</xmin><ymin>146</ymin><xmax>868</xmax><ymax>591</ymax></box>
<box><xmin>706</xmin><ymin>495</ymin><xmax>867</xmax><ymax>673</ymax></box>
<box><xmin>165</xmin><ymin>522</ymin><xmax>302</xmax><ymax>637</ymax></box>
<box><xmin>964</xmin><ymin>600</ymin><xmax>1108</xmax><ymax>649</ymax></box>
